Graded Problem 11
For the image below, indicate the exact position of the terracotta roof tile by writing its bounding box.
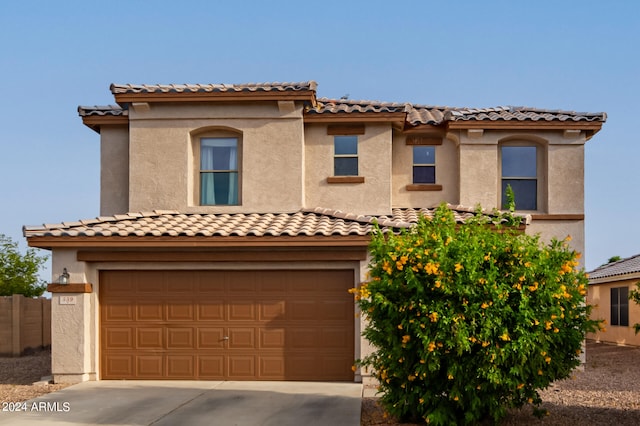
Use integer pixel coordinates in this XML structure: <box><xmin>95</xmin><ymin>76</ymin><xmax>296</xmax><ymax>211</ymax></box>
<box><xmin>306</xmin><ymin>99</ymin><xmax>606</xmax><ymax>125</ymax></box>
<box><xmin>110</xmin><ymin>81</ymin><xmax>317</xmax><ymax>95</ymax></box>
<box><xmin>77</xmin><ymin>105</ymin><xmax>127</xmax><ymax>117</ymax></box>
<box><xmin>23</xmin><ymin>206</ymin><xmax>529</xmax><ymax>239</ymax></box>
<box><xmin>588</xmin><ymin>254</ymin><xmax>640</xmax><ymax>280</ymax></box>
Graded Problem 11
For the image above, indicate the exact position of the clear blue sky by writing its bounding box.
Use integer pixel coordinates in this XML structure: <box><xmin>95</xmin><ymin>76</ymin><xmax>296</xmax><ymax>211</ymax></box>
<box><xmin>0</xmin><ymin>0</ymin><xmax>638</xmax><ymax>276</ymax></box>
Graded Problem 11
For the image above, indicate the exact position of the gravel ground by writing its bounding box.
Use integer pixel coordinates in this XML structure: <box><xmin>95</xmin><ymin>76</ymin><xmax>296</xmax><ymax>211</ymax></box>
<box><xmin>361</xmin><ymin>340</ymin><xmax>640</xmax><ymax>425</ymax></box>
<box><xmin>0</xmin><ymin>349</ymin><xmax>70</xmax><ymax>403</ymax></box>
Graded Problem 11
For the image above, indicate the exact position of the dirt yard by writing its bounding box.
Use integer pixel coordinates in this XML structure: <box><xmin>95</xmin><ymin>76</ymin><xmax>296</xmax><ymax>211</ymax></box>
<box><xmin>361</xmin><ymin>341</ymin><xmax>640</xmax><ymax>425</ymax></box>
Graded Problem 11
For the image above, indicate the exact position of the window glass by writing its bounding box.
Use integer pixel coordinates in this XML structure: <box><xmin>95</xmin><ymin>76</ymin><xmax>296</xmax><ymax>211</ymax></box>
<box><xmin>334</xmin><ymin>136</ymin><xmax>358</xmax><ymax>176</ymax></box>
<box><xmin>413</xmin><ymin>146</ymin><xmax>435</xmax><ymax>184</ymax></box>
<box><xmin>413</xmin><ymin>146</ymin><xmax>435</xmax><ymax>165</ymax></box>
<box><xmin>611</xmin><ymin>287</ymin><xmax>629</xmax><ymax>326</ymax></box>
<box><xmin>200</xmin><ymin>138</ymin><xmax>239</xmax><ymax>205</ymax></box>
<box><xmin>502</xmin><ymin>146</ymin><xmax>536</xmax><ymax>177</ymax></box>
<box><xmin>334</xmin><ymin>136</ymin><xmax>358</xmax><ymax>155</ymax></box>
<box><xmin>501</xmin><ymin>146</ymin><xmax>537</xmax><ymax>210</ymax></box>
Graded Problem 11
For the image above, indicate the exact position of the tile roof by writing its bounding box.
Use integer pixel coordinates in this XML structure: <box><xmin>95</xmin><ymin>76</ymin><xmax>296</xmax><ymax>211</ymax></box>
<box><xmin>23</xmin><ymin>205</ymin><xmax>527</xmax><ymax>239</ymax></box>
<box><xmin>588</xmin><ymin>254</ymin><xmax>640</xmax><ymax>281</ymax></box>
<box><xmin>307</xmin><ymin>99</ymin><xmax>606</xmax><ymax>125</ymax></box>
<box><xmin>77</xmin><ymin>105</ymin><xmax>127</xmax><ymax>117</ymax></box>
<box><xmin>110</xmin><ymin>81</ymin><xmax>317</xmax><ymax>95</ymax></box>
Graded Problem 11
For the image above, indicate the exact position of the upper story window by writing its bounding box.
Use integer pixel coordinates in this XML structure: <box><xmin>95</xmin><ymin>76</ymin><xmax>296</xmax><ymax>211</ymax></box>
<box><xmin>334</xmin><ymin>136</ymin><xmax>358</xmax><ymax>176</ymax></box>
<box><xmin>501</xmin><ymin>146</ymin><xmax>537</xmax><ymax>210</ymax></box>
<box><xmin>200</xmin><ymin>137</ymin><xmax>239</xmax><ymax>205</ymax></box>
<box><xmin>611</xmin><ymin>287</ymin><xmax>629</xmax><ymax>326</ymax></box>
<box><xmin>413</xmin><ymin>146</ymin><xmax>436</xmax><ymax>184</ymax></box>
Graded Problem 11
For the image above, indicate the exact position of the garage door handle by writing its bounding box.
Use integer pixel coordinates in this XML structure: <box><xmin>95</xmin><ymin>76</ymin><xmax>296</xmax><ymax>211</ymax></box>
<box><xmin>222</xmin><ymin>336</ymin><xmax>229</xmax><ymax>340</ymax></box>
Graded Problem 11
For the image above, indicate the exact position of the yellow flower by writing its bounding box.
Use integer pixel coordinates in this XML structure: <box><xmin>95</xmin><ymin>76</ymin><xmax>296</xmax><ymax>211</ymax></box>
<box><xmin>481</xmin><ymin>302</ymin><xmax>489</xmax><ymax>309</ymax></box>
<box><xmin>499</xmin><ymin>332</ymin><xmax>511</xmax><ymax>341</ymax></box>
<box><xmin>408</xmin><ymin>374</ymin><xmax>416</xmax><ymax>381</ymax></box>
<box><xmin>429</xmin><ymin>311</ymin><xmax>439</xmax><ymax>322</ymax></box>
<box><xmin>454</xmin><ymin>263</ymin><xmax>463</xmax><ymax>272</ymax></box>
<box><xmin>351</xmin><ymin>365</ymin><xmax>357</xmax><ymax>372</ymax></box>
<box><xmin>396</xmin><ymin>261</ymin><xmax>404</xmax><ymax>271</ymax></box>
<box><xmin>453</xmin><ymin>396</ymin><xmax>459</xmax><ymax>401</ymax></box>
<box><xmin>484</xmin><ymin>253</ymin><xmax>491</xmax><ymax>261</ymax></box>
<box><xmin>419</xmin><ymin>398</ymin><xmax>424</xmax><ymax>404</ymax></box>
<box><xmin>402</xmin><ymin>335</ymin><xmax>411</xmax><ymax>344</ymax></box>
<box><xmin>517</xmin><ymin>383</ymin><xmax>524</xmax><ymax>389</ymax></box>
<box><xmin>545</xmin><ymin>356</ymin><xmax>551</xmax><ymax>364</ymax></box>
<box><xmin>397</xmin><ymin>324</ymin><xmax>403</xmax><ymax>330</ymax></box>
<box><xmin>448</xmin><ymin>374</ymin><xmax>454</xmax><ymax>380</ymax></box>
<box><xmin>428</xmin><ymin>342</ymin><xmax>436</xmax><ymax>352</ymax></box>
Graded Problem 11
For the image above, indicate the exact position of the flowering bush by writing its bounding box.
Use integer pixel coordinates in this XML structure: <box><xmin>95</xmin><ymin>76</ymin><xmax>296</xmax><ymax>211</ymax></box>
<box><xmin>354</xmin><ymin>205</ymin><xmax>601</xmax><ymax>425</ymax></box>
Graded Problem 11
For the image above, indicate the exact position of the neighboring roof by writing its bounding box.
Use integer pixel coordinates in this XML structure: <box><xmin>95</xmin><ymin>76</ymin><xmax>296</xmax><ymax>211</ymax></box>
<box><xmin>23</xmin><ymin>205</ymin><xmax>528</xmax><ymax>243</ymax></box>
<box><xmin>588</xmin><ymin>254</ymin><xmax>640</xmax><ymax>281</ymax></box>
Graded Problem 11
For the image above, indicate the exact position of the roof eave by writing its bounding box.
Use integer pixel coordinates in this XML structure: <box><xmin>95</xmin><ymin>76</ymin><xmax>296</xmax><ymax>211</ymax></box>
<box><xmin>113</xmin><ymin>90</ymin><xmax>317</xmax><ymax>105</ymax></box>
<box><xmin>303</xmin><ymin>111</ymin><xmax>407</xmax><ymax>124</ymax></box>
<box><xmin>80</xmin><ymin>115</ymin><xmax>129</xmax><ymax>133</ymax></box>
<box><xmin>25</xmin><ymin>235</ymin><xmax>373</xmax><ymax>250</ymax></box>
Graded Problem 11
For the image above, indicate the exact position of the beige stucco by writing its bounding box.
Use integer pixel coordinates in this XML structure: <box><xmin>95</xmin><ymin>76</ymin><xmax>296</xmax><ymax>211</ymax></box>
<box><xmin>587</xmin><ymin>276</ymin><xmax>640</xmax><ymax>346</ymax></box>
<box><xmin>304</xmin><ymin>123</ymin><xmax>392</xmax><ymax>215</ymax></box>
<box><xmin>391</xmin><ymin>135</ymin><xmax>459</xmax><ymax>207</ymax></box>
<box><xmin>123</xmin><ymin>102</ymin><xmax>305</xmax><ymax>214</ymax></box>
<box><xmin>100</xmin><ymin>125</ymin><xmax>129</xmax><ymax>216</ymax></box>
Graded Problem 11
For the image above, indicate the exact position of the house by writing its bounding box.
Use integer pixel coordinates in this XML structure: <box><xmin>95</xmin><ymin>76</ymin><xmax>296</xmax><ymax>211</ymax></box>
<box><xmin>587</xmin><ymin>254</ymin><xmax>640</xmax><ymax>346</ymax></box>
<box><xmin>23</xmin><ymin>81</ymin><xmax>605</xmax><ymax>383</ymax></box>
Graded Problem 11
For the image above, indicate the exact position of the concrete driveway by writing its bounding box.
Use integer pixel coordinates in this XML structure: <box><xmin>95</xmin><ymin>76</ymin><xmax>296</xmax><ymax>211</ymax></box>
<box><xmin>0</xmin><ymin>381</ymin><xmax>362</xmax><ymax>426</ymax></box>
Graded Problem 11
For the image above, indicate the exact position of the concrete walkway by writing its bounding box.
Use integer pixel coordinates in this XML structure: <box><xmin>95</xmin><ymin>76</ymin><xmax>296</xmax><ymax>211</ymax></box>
<box><xmin>0</xmin><ymin>381</ymin><xmax>362</xmax><ymax>426</ymax></box>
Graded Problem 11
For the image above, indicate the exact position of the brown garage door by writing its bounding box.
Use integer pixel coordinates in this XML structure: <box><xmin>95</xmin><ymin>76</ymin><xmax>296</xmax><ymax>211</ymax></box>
<box><xmin>100</xmin><ymin>270</ymin><xmax>355</xmax><ymax>381</ymax></box>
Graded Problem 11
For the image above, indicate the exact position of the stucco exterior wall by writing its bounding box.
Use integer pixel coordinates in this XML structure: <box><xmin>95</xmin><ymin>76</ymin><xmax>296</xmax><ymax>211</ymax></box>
<box><xmin>304</xmin><ymin>123</ymin><xmax>392</xmax><ymax>215</ymax></box>
<box><xmin>100</xmin><ymin>125</ymin><xmax>129</xmax><ymax>216</ymax></box>
<box><xmin>391</xmin><ymin>135</ymin><xmax>459</xmax><ymax>207</ymax></box>
<box><xmin>588</xmin><ymin>277</ymin><xmax>640</xmax><ymax>346</ymax></box>
<box><xmin>50</xmin><ymin>249</ymin><xmax>97</xmax><ymax>383</ymax></box>
<box><xmin>458</xmin><ymin>140</ymin><xmax>498</xmax><ymax>209</ymax></box>
<box><xmin>126</xmin><ymin>102</ymin><xmax>305</xmax><ymax>213</ymax></box>
<box><xmin>547</xmin><ymin>144</ymin><xmax>584</xmax><ymax>213</ymax></box>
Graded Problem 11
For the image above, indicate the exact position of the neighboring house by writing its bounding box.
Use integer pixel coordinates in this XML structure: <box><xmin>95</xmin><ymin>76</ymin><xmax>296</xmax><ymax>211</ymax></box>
<box><xmin>23</xmin><ymin>81</ymin><xmax>605</xmax><ymax>384</ymax></box>
<box><xmin>587</xmin><ymin>254</ymin><xmax>640</xmax><ymax>346</ymax></box>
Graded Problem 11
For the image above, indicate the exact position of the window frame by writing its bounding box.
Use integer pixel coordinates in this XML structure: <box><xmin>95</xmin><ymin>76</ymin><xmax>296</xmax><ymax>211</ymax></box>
<box><xmin>333</xmin><ymin>135</ymin><xmax>359</xmax><ymax>177</ymax></box>
<box><xmin>412</xmin><ymin>145</ymin><xmax>436</xmax><ymax>184</ymax></box>
<box><xmin>499</xmin><ymin>142</ymin><xmax>545</xmax><ymax>212</ymax></box>
<box><xmin>611</xmin><ymin>286</ymin><xmax>629</xmax><ymax>327</ymax></box>
<box><xmin>192</xmin><ymin>130</ymin><xmax>242</xmax><ymax>207</ymax></box>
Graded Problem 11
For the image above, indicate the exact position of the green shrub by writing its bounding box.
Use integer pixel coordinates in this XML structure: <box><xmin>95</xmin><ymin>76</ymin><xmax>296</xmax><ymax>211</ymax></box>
<box><xmin>354</xmin><ymin>205</ymin><xmax>601</xmax><ymax>425</ymax></box>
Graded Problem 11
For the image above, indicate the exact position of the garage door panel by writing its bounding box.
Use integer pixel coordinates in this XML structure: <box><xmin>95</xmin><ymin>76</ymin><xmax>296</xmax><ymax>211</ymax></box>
<box><xmin>228</xmin><ymin>328</ymin><xmax>256</xmax><ymax>348</ymax></box>
<box><xmin>198</xmin><ymin>328</ymin><xmax>225</xmax><ymax>348</ymax></box>
<box><xmin>321</xmin><ymin>300</ymin><xmax>352</xmax><ymax>320</ymax></box>
<box><xmin>104</xmin><ymin>302</ymin><xmax>134</xmax><ymax>321</ymax></box>
<box><xmin>104</xmin><ymin>327</ymin><xmax>133</xmax><ymax>348</ymax></box>
<box><xmin>260</xmin><ymin>329</ymin><xmax>285</xmax><ymax>348</ymax></box>
<box><xmin>198</xmin><ymin>356</ymin><xmax>224</xmax><ymax>378</ymax></box>
<box><xmin>103</xmin><ymin>355</ymin><xmax>133</xmax><ymax>378</ymax></box>
<box><xmin>260</xmin><ymin>357</ymin><xmax>285</xmax><ymax>378</ymax></box>
<box><xmin>101</xmin><ymin>269</ymin><xmax>354</xmax><ymax>381</ymax></box>
<box><xmin>167</xmin><ymin>355</ymin><xmax>195</xmax><ymax>377</ymax></box>
<box><xmin>198</xmin><ymin>302</ymin><xmax>224</xmax><ymax>321</ymax></box>
<box><xmin>167</xmin><ymin>328</ymin><xmax>195</xmax><ymax>348</ymax></box>
<box><xmin>290</xmin><ymin>301</ymin><xmax>317</xmax><ymax>320</ymax></box>
<box><xmin>167</xmin><ymin>302</ymin><xmax>195</xmax><ymax>321</ymax></box>
<box><xmin>260</xmin><ymin>301</ymin><xmax>285</xmax><ymax>321</ymax></box>
<box><xmin>137</xmin><ymin>355</ymin><xmax>163</xmax><ymax>378</ymax></box>
<box><xmin>137</xmin><ymin>328</ymin><xmax>163</xmax><ymax>348</ymax></box>
<box><xmin>229</xmin><ymin>302</ymin><xmax>256</xmax><ymax>321</ymax></box>
<box><xmin>228</xmin><ymin>355</ymin><xmax>256</xmax><ymax>377</ymax></box>
<box><xmin>137</xmin><ymin>302</ymin><xmax>163</xmax><ymax>321</ymax></box>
